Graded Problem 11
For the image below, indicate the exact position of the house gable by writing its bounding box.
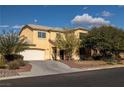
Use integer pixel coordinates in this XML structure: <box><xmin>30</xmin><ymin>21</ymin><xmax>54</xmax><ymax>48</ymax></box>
<box><xmin>20</xmin><ymin>27</ymin><xmax>33</xmax><ymax>44</ymax></box>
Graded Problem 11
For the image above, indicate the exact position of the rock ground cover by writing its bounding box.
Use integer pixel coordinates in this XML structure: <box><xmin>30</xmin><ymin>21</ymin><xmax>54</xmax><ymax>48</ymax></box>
<box><xmin>0</xmin><ymin>69</ymin><xmax>19</xmax><ymax>77</ymax></box>
<box><xmin>62</xmin><ymin>60</ymin><xmax>124</xmax><ymax>68</ymax></box>
<box><xmin>0</xmin><ymin>64</ymin><xmax>32</xmax><ymax>77</ymax></box>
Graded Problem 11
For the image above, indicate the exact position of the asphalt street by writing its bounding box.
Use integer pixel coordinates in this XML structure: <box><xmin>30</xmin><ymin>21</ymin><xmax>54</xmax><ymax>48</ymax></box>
<box><xmin>0</xmin><ymin>67</ymin><xmax>124</xmax><ymax>87</ymax></box>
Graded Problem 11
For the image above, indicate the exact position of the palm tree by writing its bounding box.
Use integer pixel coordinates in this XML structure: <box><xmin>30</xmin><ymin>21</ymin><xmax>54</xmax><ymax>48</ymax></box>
<box><xmin>0</xmin><ymin>31</ymin><xmax>29</xmax><ymax>61</ymax></box>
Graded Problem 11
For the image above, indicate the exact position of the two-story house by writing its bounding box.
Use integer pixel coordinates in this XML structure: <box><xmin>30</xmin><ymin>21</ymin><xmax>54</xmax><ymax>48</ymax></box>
<box><xmin>19</xmin><ymin>24</ymin><xmax>89</xmax><ymax>61</ymax></box>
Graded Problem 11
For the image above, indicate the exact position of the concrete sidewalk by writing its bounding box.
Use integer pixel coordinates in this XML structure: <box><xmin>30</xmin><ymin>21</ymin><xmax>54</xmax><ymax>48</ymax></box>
<box><xmin>1</xmin><ymin>61</ymin><xmax>124</xmax><ymax>80</ymax></box>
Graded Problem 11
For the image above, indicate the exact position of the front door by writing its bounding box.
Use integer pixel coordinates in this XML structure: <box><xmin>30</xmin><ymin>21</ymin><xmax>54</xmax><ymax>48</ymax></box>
<box><xmin>60</xmin><ymin>50</ymin><xmax>64</xmax><ymax>60</ymax></box>
<box><xmin>52</xmin><ymin>47</ymin><xmax>57</xmax><ymax>60</ymax></box>
<box><xmin>79</xmin><ymin>48</ymin><xmax>85</xmax><ymax>60</ymax></box>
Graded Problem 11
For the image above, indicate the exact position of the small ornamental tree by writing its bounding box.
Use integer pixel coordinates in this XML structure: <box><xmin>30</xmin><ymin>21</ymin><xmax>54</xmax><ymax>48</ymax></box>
<box><xmin>55</xmin><ymin>32</ymin><xmax>80</xmax><ymax>60</ymax></box>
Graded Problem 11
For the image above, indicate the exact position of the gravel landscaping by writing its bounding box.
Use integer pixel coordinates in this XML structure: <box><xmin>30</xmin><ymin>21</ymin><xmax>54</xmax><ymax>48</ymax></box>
<box><xmin>0</xmin><ymin>64</ymin><xmax>32</xmax><ymax>78</ymax></box>
<box><xmin>62</xmin><ymin>60</ymin><xmax>124</xmax><ymax>68</ymax></box>
<box><xmin>16</xmin><ymin>64</ymin><xmax>32</xmax><ymax>73</ymax></box>
<box><xmin>0</xmin><ymin>69</ymin><xmax>19</xmax><ymax>77</ymax></box>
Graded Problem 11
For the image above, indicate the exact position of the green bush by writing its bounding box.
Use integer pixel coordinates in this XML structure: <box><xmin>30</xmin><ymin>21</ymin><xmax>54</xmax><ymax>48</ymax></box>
<box><xmin>8</xmin><ymin>61</ymin><xmax>20</xmax><ymax>69</ymax></box>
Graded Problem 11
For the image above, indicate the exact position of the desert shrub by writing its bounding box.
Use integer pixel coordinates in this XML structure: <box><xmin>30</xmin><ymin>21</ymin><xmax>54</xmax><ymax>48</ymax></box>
<box><xmin>4</xmin><ymin>54</ymin><xmax>23</xmax><ymax>62</ymax></box>
<box><xmin>80</xmin><ymin>55</ymin><xmax>93</xmax><ymax>60</ymax></box>
<box><xmin>117</xmin><ymin>62</ymin><xmax>123</xmax><ymax>64</ymax></box>
<box><xmin>92</xmin><ymin>54</ymin><xmax>102</xmax><ymax>60</ymax></box>
<box><xmin>105</xmin><ymin>54</ymin><xmax>121</xmax><ymax>64</ymax></box>
<box><xmin>0</xmin><ymin>55</ymin><xmax>7</xmax><ymax>69</ymax></box>
<box><xmin>104</xmin><ymin>58</ymin><xmax>115</xmax><ymax>62</ymax></box>
<box><xmin>18</xmin><ymin>60</ymin><xmax>26</xmax><ymax>66</ymax></box>
<box><xmin>0</xmin><ymin>61</ymin><xmax>6</xmax><ymax>69</ymax></box>
<box><xmin>103</xmin><ymin>54</ymin><xmax>122</xmax><ymax>63</ymax></box>
<box><xmin>107</xmin><ymin>61</ymin><xmax>116</xmax><ymax>65</ymax></box>
<box><xmin>8</xmin><ymin>61</ymin><xmax>20</xmax><ymax>69</ymax></box>
<box><xmin>115</xmin><ymin>54</ymin><xmax>121</xmax><ymax>62</ymax></box>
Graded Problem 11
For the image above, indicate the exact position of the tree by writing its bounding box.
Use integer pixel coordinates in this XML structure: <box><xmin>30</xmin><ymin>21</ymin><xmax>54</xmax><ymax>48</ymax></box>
<box><xmin>0</xmin><ymin>31</ymin><xmax>30</xmax><ymax>61</ymax></box>
<box><xmin>55</xmin><ymin>32</ymin><xmax>80</xmax><ymax>60</ymax></box>
<box><xmin>83</xmin><ymin>26</ymin><xmax>124</xmax><ymax>61</ymax></box>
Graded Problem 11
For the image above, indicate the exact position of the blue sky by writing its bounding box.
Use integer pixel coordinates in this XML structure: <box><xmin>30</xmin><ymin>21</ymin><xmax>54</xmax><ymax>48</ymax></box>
<box><xmin>0</xmin><ymin>5</ymin><xmax>124</xmax><ymax>31</ymax></box>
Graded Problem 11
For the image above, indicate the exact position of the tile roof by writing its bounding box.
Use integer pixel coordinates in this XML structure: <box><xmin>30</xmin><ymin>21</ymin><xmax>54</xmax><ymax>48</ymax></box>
<box><xmin>26</xmin><ymin>24</ymin><xmax>67</xmax><ymax>32</ymax></box>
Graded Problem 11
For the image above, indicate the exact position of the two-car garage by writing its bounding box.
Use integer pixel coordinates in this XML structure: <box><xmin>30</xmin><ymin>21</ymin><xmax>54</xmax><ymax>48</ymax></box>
<box><xmin>20</xmin><ymin>49</ymin><xmax>45</xmax><ymax>61</ymax></box>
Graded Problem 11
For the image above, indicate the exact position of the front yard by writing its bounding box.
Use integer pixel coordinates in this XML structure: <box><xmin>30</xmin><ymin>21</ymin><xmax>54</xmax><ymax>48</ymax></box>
<box><xmin>0</xmin><ymin>31</ymin><xmax>32</xmax><ymax>78</ymax></box>
<box><xmin>1</xmin><ymin>60</ymin><xmax>124</xmax><ymax>79</ymax></box>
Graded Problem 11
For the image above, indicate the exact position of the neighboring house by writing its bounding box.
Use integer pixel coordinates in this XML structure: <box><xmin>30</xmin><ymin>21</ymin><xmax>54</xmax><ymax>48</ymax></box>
<box><xmin>19</xmin><ymin>24</ymin><xmax>89</xmax><ymax>61</ymax></box>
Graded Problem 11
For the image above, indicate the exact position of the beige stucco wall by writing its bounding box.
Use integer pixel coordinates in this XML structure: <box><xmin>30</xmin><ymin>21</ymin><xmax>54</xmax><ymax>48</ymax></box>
<box><xmin>32</xmin><ymin>30</ymin><xmax>50</xmax><ymax>59</ymax></box>
<box><xmin>20</xmin><ymin>28</ymin><xmax>36</xmax><ymax>49</ymax></box>
<box><xmin>20</xmin><ymin>28</ymin><xmax>33</xmax><ymax>43</ymax></box>
<box><xmin>20</xmin><ymin>27</ymin><xmax>88</xmax><ymax>60</ymax></box>
<box><xmin>32</xmin><ymin>30</ymin><xmax>50</xmax><ymax>49</ymax></box>
<box><xmin>49</xmin><ymin>31</ymin><xmax>57</xmax><ymax>41</ymax></box>
<box><xmin>49</xmin><ymin>31</ymin><xmax>57</xmax><ymax>59</ymax></box>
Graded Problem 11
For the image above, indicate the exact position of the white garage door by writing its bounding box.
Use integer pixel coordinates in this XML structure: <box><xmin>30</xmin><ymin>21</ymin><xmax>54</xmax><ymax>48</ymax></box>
<box><xmin>20</xmin><ymin>50</ymin><xmax>45</xmax><ymax>61</ymax></box>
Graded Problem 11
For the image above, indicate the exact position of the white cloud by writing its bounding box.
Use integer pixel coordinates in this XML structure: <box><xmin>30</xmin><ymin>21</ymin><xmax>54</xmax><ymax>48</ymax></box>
<box><xmin>83</xmin><ymin>7</ymin><xmax>88</xmax><ymax>10</ymax></box>
<box><xmin>71</xmin><ymin>13</ymin><xmax>110</xmax><ymax>27</ymax></box>
<box><xmin>0</xmin><ymin>25</ymin><xmax>9</xmax><ymax>28</ymax></box>
<box><xmin>12</xmin><ymin>25</ymin><xmax>23</xmax><ymax>29</ymax></box>
<box><xmin>101</xmin><ymin>11</ymin><xmax>113</xmax><ymax>17</ymax></box>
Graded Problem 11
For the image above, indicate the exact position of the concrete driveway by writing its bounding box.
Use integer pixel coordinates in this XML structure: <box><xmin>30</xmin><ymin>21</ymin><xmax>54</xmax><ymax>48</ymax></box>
<box><xmin>19</xmin><ymin>61</ymin><xmax>81</xmax><ymax>77</ymax></box>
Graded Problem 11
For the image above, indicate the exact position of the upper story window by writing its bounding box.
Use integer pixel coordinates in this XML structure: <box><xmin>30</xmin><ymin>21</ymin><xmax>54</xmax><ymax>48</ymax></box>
<box><xmin>79</xmin><ymin>32</ymin><xmax>85</xmax><ymax>39</ymax></box>
<box><xmin>38</xmin><ymin>32</ymin><xmax>46</xmax><ymax>38</ymax></box>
